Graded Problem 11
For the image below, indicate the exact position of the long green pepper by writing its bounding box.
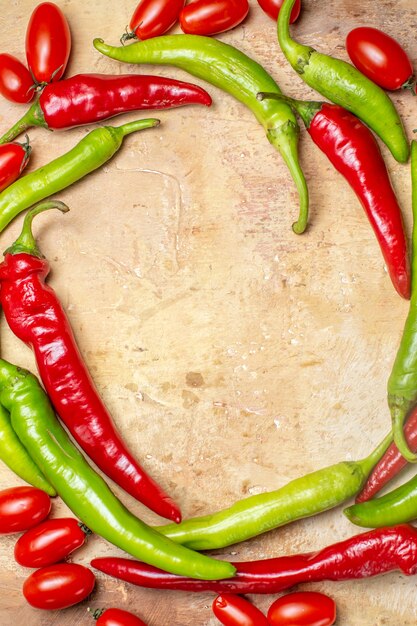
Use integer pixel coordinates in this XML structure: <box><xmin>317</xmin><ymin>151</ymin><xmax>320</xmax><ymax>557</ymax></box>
<box><xmin>0</xmin><ymin>118</ymin><xmax>158</xmax><ymax>233</ymax></box>
<box><xmin>277</xmin><ymin>0</ymin><xmax>409</xmax><ymax>163</ymax></box>
<box><xmin>155</xmin><ymin>434</ymin><xmax>391</xmax><ymax>550</ymax></box>
<box><xmin>93</xmin><ymin>35</ymin><xmax>310</xmax><ymax>234</ymax></box>
<box><xmin>0</xmin><ymin>357</ymin><xmax>235</xmax><ymax>580</ymax></box>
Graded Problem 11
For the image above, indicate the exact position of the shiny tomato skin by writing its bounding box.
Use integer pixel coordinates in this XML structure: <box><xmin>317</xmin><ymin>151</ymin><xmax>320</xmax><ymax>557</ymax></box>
<box><xmin>212</xmin><ymin>594</ymin><xmax>269</xmax><ymax>625</ymax></box>
<box><xmin>0</xmin><ymin>486</ymin><xmax>50</xmax><ymax>534</ymax></box>
<box><xmin>129</xmin><ymin>0</ymin><xmax>184</xmax><ymax>39</ymax></box>
<box><xmin>346</xmin><ymin>27</ymin><xmax>414</xmax><ymax>90</ymax></box>
<box><xmin>0</xmin><ymin>53</ymin><xmax>34</xmax><ymax>104</ymax></box>
<box><xmin>267</xmin><ymin>592</ymin><xmax>336</xmax><ymax>626</ymax></box>
<box><xmin>180</xmin><ymin>0</ymin><xmax>249</xmax><ymax>36</ymax></box>
<box><xmin>23</xmin><ymin>563</ymin><xmax>95</xmax><ymax>610</ymax></box>
<box><xmin>257</xmin><ymin>0</ymin><xmax>301</xmax><ymax>23</ymax></box>
<box><xmin>25</xmin><ymin>2</ymin><xmax>71</xmax><ymax>83</ymax></box>
<box><xmin>96</xmin><ymin>607</ymin><xmax>148</xmax><ymax>626</ymax></box>
<box><xmin>0</xmin><ymin>141</ymin><xmax>31</xmax><ymax>193</ymax></box>
<box><xmin>14</xmin><ymin>517</ymin><xmax>89</xmax><ymax>568</ymax></box>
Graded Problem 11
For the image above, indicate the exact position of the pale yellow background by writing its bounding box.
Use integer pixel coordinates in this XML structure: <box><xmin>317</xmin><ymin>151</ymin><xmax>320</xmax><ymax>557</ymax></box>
<box><xmin>0</xmin><ymin>0</ymin><xmax>416</xmax><ymax>624</ymax></box>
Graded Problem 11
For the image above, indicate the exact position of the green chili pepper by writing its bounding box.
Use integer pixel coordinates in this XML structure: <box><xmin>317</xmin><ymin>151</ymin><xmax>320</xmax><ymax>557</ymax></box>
<box><xmin>0</xmin><ymin>403</ymin><xmax>55</xmax><ymax>496</ymax></box>
<box><xmin>155</xmin><ymin>434</ymin><xmax>391</xmax><ymax>550</ymax></box>
<box><xmin>0</xmin><ymin>118</ymin><xmax>158</xmax><ymax>233</ymax></box>
<box><xmin>93</xmin><ymin>35</ymin><xmax>309</xmax><ymax>234</ymax></box>
<box><xmin>0</xmin><ymin>352</ymin><xmax>235</xmax><ymax>580</ymax></box>
<box><xmin>387</xmin><ymin>141</ymin><xmax>417</xmax><ymax>461</ymax></box>
<box><xmin>277</xmin><ymin>0</ymin><xmax>409</xmax><ymax>164</ymax></box>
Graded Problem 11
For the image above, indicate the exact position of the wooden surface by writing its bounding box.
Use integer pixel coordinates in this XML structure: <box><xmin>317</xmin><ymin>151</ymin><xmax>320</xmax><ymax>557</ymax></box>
<box><xmin>0</xmin><ymin>1</ymin><xmax>417</xmax><ymax>624</ymax></box>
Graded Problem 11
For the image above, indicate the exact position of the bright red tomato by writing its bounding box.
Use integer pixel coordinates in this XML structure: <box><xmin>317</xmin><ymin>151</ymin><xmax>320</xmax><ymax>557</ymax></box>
<box><xmin>180</xmin><ymin>0</ymin><xmax>249</xmax><ymax>36</ymax></box>
<box><xmin>96</xmin><ymin>607</ymin><xmax>148</xmax><ymax>626</ymax></box>
<box><xmin>23</xmin><ymin>563</ymin><xmax>95</xmax><ymax>610</ymax></box>
<box><xmin>257</xmin><ymin>0</ymin><xmax>301</xmax><ymax>23</ymax></box>
<box><xmin>0</xmin><ymin>138</ymin><xmax>31</xmax><ymax>193</ymax></box>
<box><xmin>267</xmin><ymin>592</ymin><xmax>336</xmax><ymax>626</ymax></box>
<box><xmin>25</xmin><ymin>2</ymin><xmax>71</xmax><ymax>84</ymax></box>
<box><xmin>14</xmin><ymin>517</ymin><xmax>90</xmax><ymax>568</ymax></box>
<box><xmin>0</xmin><ymin>486</ymin><xmax>50</xmax><ymax>534</ymax></box>
<box><xmin>346</xmin><ymin>27</ymin><xmax>414</xmax><ymax>91</ymax></box>
<box><xmin>128</xmin><ymin>0</ymin><xmax>184</xmax><ymax>40</ymax></box>
<box><xmin>212</xmin><ymin>594</ymin><xmax>269</xmax><ymax>626</ymax></box>
<box><xmin>0</xmin><ymin>53</ymin><xmax>34</xmax><ymax>104</ymax></box>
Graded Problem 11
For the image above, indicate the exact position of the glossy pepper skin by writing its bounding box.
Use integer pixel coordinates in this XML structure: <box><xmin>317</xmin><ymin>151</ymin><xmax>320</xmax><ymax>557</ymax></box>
<box><xmin>0</xmin><ymin>73</ymin><xmax>212</xmax><ymax>144</ymax></box>
<box><xmin>259</xmin><ymin>94</ymin><xmax>410</xmax><ymax>299</ymax></box>
<box><xmin>153</xmin><ymin>434</ymin><xmax>391</xmax><ymax>550</ymax></box>
<box><xmin>277</xmin><ymin>0</ymin><xmax>409</xmax><ymax>164</ymax></box>
<box><xmin>0</xmin><ymin>117</ymin><xmax>157</xmax><ymax>235</ymax></box>
<box><xmin>0</xmin><ymin>351</ymin><xmax>235</xmax><ymax>580</ymax></box>
<box><xmin>0</xmin><ymin>403</ymin><xmax>55</xmax><ymax>495</ymax></box>
<box><xmin>212</xmin><ymin>594</ymin><xmax>269</xmax><ymax>625</ymax></box>
<box><xmin>93</xmin><ymin>35</ymin><xmax>309</xmax><ymax>234</ymax></box>
<box><xmin>91</xmin><ymin>524</ymin><xmax>417</xmax><ymax>593</ymax></box>
<box><xmin>0</xmin><ymin>201</ymin><xmax>180</xmax><ymax>523</ymax></box>
<box><xmin>0</xmin><ymin>136</ymin><xmax>32</xmax><ymax>192</ymax></box>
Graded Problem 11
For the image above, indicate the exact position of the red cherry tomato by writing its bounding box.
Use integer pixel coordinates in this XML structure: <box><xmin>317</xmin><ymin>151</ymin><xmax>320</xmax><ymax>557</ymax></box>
<box><xmin>346</xmin><ymin>27</ymin><xmax>414</xmax><ymax>91</ymax></box>
<box><xmin>25</xmin><ymin>2</ymin><xmax>71</xmax><ymax>84</ymax></box>
<box><xmin>180</xmin><ymin>0</ymin><xmax>249</xmax><ymax>36</ymax></box>
<box><xmin>95</xmin><ymin>607</ymin><xmax>148</xmax><ymax>626</ymax></box>
<box><xmin>0</xmin><ymin>486</ymin><xmax>50</xmax><ymax>534</ymax></box>
<box><xmin>212</xmin><ymin>594</ymin><xmax>269</xmax><ymax>626</ymax></box>
<box><xmin>23</xmin><ymin>563</ymin><xmax>95</xmax><ymax>610</ymax></box>
<box><xmin>14</xmin><ymin>517</ymin><xmax>90</xmax><ymax>568</ymax></box>
<box><xmin>257</xmin><ymin>0</ymin><xmax>301</xmax><ymax>23</ymax></box>
<box><xmin>127</xmin><ymin>0</ymin><xmax>184</xmax><ymax>40</ymax></box>
<box><xmin>0</xmin><ymin>53</ymin><xmax>34</xmax><ymax>104</ymax></box>
<box><xmin>0</xmin><ymin>137</ymin><xmax>31</xmax><ymax>193</ymax></box>
<box><xmin>267</xmin><ymin>592</ymin><xmax>336</xmax><ymax>626</ymax></box>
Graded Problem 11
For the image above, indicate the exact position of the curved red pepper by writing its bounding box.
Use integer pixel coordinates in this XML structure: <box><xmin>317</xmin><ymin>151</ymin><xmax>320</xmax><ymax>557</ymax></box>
<box><xmin>0</xmin><ymin>214</ymin><xmax>181</xmax><ymax>523</ymax></box>
<box><xmin>91</xmin><ymin>525</ymin><xmax>417</xmax><ymax>593</ymax></box>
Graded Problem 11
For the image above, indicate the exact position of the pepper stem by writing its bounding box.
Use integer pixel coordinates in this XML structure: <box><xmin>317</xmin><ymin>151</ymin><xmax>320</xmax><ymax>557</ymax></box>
<box><xmin>4</xmin><ymin>200</ymin><xmax>69</xmax><ymax>258</ymax></box>
<box><xmin>277</xmin><ymin>0</ymin><xmax>313</xmax><ymax>73</ymax></box>
<box><xmin>0</xmin><ymin>99</ymin><xmax>46</xmax><ymax>145</ymax></box>
<box><xmin>258</xmin><ymin>92</ymin><xmax>323</xmax><ymax>129</ymax></box>
<box><xmin>118</xmin><ymin>118</ymin><xmax>160</xmax><ymax>138</ymax></box>
<box><xmin>356</xmin><ymin>431</ymin><xmax>394</xmax><ymax>477</ymax></box>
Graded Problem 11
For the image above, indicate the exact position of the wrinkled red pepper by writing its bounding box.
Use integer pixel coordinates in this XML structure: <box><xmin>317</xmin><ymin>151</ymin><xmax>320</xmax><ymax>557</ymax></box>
<box><xmin>0</xmin><ymin>205</ymin><xmax>181</xmax><ymax>523</ymax></box>
<box><xmin>0</xmin><ymin>73</ymin><xmax>212</xmax><ymax>143</ymax></box>
<box><xmin>91</xmin><ymin>525</ymin><xmax>417</xmax><ymax>593</ymax></box>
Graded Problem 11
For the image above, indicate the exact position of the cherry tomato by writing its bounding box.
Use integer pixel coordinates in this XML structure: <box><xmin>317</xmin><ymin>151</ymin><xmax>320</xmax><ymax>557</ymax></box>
<box><xmin>0</xmin><ymin>53</ymin><xmax>34</xmax><ymax>104</ymax></box>
<box><xmin>23</xmin><ymin>563</ymin><xmax>95</xmax><ymax>610</ymax></box>
<box><xmin>346</xmin><ymin>27</ymin><xmax>414</xmax><ymax>91</ymax></box>
<box><xmin>25</xmin><ymin>2</ymin><xmax>71</xmax><ymax>84</ymax></box>
<box><xmin>256</xmin><ymin>0</ymin><xmax>301</xmax><ymax>23</ymax></box>
<box><xmin>212</xmin><ymin>594</ymin><xmax>269</xmax><ymax>626</ymax></box>
<box><xmin>0</xmin><ymin>137</ymin><xmax>31</xmax><ymax>193</ymax></box>
<box><xmin>14</xmin><ymin>517</ymin><xmax>90</xmax><ymax>568</ymax></box>
<box><xmin>127</xmin><ymin>0</ymin><xmax>184</xmax><ymax>40</ymax></box>
<box><xmin>0</xmin><ymin>486</ymin><xmax>50</xmax><ymax>534</ymax></box>
<box><xmin>180</xmin><ymin>0</ymin><xmax>249</xmax><ymax>36</ymax></box>
<box><xmin>267</xmin><ymin>592</ymin><xmax>336</xmax><ymax>626</ymax></box>
<box><xmin>95</xmin><ymin>607</ymin><xmax>148</xmax><ymax>626</ymax></box>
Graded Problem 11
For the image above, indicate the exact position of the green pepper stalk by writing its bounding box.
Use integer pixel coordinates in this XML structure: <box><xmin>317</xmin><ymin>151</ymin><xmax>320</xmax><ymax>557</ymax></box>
<box><xmin>0</xmin><ymin>403</ymin><xmax>55</xmax><ymax>496</ymax></box>
<box><xmin>0</xmin><ymin>355</ymin><xmax>235</xmax><ymax>580</ymax></box>
<box><xmin>155</xmin><ymin>434</ymin><xmax>392</xmax><ymax>550</ymax></box>
<box><xmin>0</xmin><ymin>118</ymin><xmax>159</xmax><ymax>233</ymax></box>
<box><xmin>387</xmin><ymin>141</ymin><xmax>417</xmax><ymax>461</ymax></box>
<box><xmin>277</xmin><ymin>0</ymin><xmax>409</xmax><ymax>164</ymax></box>
<box><xmin>93</xmin><ymin>35</ymin><xmax>309</xmax><ymax>234</ymax></box>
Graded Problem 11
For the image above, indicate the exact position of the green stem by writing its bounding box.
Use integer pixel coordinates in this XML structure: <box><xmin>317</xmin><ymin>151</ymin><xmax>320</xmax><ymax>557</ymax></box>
<box><xmin>357</xmin><ymin>431</ymin><xmax>393</xmax><ymax>476</ymax></box>
<box><xmin>0</xmin><ymin>99</ymin><xmax>46</xmax><ymax>144</ymax></box>
<box><xmin>118</xmin><ymin>118</ymin><xmax>160</xmax><ymax>137</ymax></box>
<box><xmin>258</xmin><ymin>91</ymin><xmax>323</xmax><ymax>129</ymax></box>
<box><xmin>277</xmin><ymin>0</ymin><xmax>313</xmax><ymax>72</ymax></box>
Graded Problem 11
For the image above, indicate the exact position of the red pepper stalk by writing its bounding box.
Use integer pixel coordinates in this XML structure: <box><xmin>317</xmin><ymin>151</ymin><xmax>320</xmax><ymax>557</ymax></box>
<box><xmin>258</xmin><ymin>93</ymin><xmax>411</xmax><ymax>300</ymax></box>
<box><xmin>91</xmin><ymin>524</ymin><xmax>417</xmax><ymax>593</ymax></box>
<box><xmin>0</xmin><ymin>201</ymin><xmax>181</xmax><ymax>523</ymax></box>
<box><xmin>0</xmin><ymin>73</ymin><xmax>212</xmax><ymax>143</ymax></box>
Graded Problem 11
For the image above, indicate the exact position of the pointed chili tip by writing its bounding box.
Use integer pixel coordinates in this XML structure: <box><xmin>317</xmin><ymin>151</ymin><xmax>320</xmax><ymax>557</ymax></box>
<box><xmin>292</xmin><ymin>219</ymin><xmax>307</xmax><ymax>235</ymax></box>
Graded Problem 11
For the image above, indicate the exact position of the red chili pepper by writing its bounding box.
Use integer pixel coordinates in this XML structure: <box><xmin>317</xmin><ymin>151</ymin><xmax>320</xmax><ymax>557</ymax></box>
<box><xmin>0</xmin><ymin>136</ymin><xmax>31</xmax><ymax>192</ymax></box>
<box><xmin>0</xmin><ymin>73</ymin><xmax>212</xmax><ymax>144</ymax></box>
<box><xmin>212</xmin><ymin>594</ymin><xmax>269</xmax><ymax>625</ymax></box>
<box><xmin>258</xmin><ymin>94</ymin><xmax>410</xmax><ymax>300</ymax></box>
<box><xmin>0</xmin><ymin>205</ymin><xmax>181</xmax><ymax>523</ymax></box>
<box><xmin>91</xmin><ymin>524</ymin><xmax>417</xmax><ymax>593</ymax></box>
<box><xmin>357</xmin><ymin>406</ymin><xmax>417</xmax><ymax>502</ymax></box>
